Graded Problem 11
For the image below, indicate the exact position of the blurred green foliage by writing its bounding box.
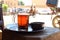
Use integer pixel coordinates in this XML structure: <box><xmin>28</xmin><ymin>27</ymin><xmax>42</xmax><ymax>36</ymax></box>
<box><xmin>2</xmin><ymin>4</ymin><xmax>8</xmax><ymax>12</ymax></box>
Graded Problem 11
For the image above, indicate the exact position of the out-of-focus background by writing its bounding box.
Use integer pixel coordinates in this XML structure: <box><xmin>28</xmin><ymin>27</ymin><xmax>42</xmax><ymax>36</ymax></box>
<box><xmin>0</xmin><ymin>0</ymin><xmax>60</xmax><ymax>28</ymax></box>
<box><xmin>2</xmin><ymin>0</ymin><xmax>59</xmax><ymax>28</ymax></box>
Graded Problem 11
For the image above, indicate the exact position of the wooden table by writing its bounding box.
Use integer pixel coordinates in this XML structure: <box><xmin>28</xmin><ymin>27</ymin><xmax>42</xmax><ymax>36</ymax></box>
<box><xmin>3</xmin><ymin>27</ymin><xmax>60</xmax><ymax>40</ymax></box>
<box><xmin>0</xmin><ymin>30</ymin><xmax>2</xmax><ymax>40</ymax></box>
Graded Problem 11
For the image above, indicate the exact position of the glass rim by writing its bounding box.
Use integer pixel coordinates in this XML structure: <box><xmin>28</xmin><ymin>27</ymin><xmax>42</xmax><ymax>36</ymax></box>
<box><xmin>18</xmin><ymin>13</ymin><xmax>30</xmax><ymax>15</ymax></box>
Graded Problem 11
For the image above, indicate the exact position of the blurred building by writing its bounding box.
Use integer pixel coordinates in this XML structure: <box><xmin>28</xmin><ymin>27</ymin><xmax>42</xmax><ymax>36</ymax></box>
<box><xmin>3</xmin><ymin>0</ymin><xmax>48</xmax><ymax>8</ymax></box>
<box><xmin>3</xmin><ymin>0</ymin><xmax>18</xmax><ymax>8</ymax></box>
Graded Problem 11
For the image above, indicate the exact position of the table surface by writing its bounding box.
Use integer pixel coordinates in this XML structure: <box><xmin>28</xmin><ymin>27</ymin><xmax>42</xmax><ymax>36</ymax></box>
<box><xmin>3</xmin><ymin>27</ymin><xmax>60</xmax><ymax>40</ymax></box>
<box><xmin>22</xmin><ymin>27</ymin><xmax>60</xmax><ymax>38</ymax></box>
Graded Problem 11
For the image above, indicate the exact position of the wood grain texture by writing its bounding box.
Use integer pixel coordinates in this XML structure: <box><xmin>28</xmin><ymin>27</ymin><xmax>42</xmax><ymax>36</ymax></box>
<box><xmin>44</xmin><ymin>32</ymin><xmax>60</xmax><ymax>40</ymax></box>
<box><xmin>0</xmin><ymin>32</ymin><xmax>2</xmax><ymax>40</ymax></box>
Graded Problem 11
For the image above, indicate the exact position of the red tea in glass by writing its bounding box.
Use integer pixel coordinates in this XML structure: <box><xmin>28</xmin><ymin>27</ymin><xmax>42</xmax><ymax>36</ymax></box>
<box><xmin>18</xmin><ymin>13</ymin><xmax>29</xmax><ymax>29</ymax></box>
